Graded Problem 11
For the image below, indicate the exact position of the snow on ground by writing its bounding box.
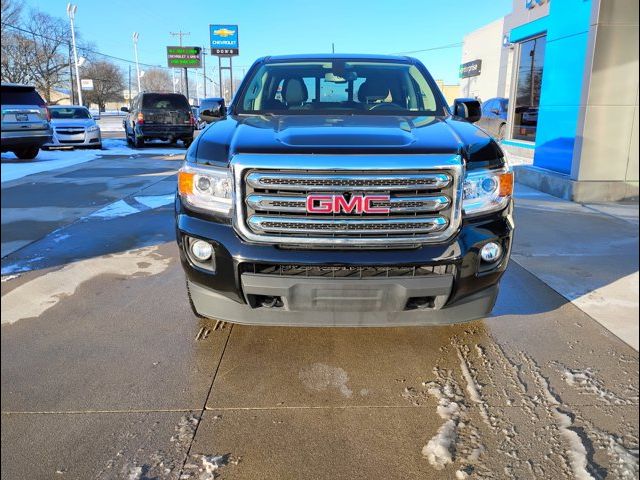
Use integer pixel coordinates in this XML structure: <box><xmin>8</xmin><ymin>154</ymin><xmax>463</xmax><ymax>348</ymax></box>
<box><xmin>89</xmin><ymin>194</ymin><xmax>175</xmax><ymax>220</ymax></box>
<box><xmin>403</xmin><ymin>332</ymin><xmax>639</xmax><ymax>478</ymax></box>
<box><xmin>1</xmin><ymin>149</ymin><xmax>100</xmax><ymax>183</ymax></box>
<box><xmin>1</xmin><ymin>139</ymin><xmax>185</xmax><ymax>184</ymax></box>
<box><xmin>91</xmin><ymin>199</ymin><xmax>141</xmax><ymax>219</ymax></box>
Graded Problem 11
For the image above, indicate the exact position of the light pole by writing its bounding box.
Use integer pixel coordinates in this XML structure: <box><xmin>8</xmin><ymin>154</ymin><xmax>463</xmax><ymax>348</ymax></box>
<box><xmin>66</xmin><ymin>3</ymin><xmax>82</xmax><ymax>106</ymax></box>
<box><xmin>133</xmin><ymin>32</ymin><xmax>141</xmax><ymax>94</ymax></box>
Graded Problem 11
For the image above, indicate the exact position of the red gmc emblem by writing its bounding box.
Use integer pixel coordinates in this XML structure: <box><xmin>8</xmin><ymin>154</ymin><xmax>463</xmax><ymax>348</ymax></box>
<box><xmin>305</xmin><ymin>194</ymin><xmax>390</xmax><ymax>214</ymax></box>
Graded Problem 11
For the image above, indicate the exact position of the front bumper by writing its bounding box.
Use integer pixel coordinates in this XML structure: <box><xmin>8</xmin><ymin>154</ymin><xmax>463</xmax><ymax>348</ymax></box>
<box><xmin>176</xmin><ymin>199</ymin><xmax>514</xmax><ymax>326</ymax></box>
<box><xmin>43</xmin><ymin>128</ymin><xmax>101</xmax><ymax>148</ymax></box>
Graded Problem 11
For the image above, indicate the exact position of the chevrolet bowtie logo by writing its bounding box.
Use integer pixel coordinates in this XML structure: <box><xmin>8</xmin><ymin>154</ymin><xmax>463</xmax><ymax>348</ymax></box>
<box><xmin>213</xmin><ymin>28</ymin><xmax>235</xmax><ymax>37</ymax></box>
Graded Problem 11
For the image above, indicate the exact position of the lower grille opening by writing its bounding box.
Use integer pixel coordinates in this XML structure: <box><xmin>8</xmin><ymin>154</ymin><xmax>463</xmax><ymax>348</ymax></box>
<box><xmin>247</xmin><ymin>294</ymin><xmax>284</xmax><ymax>309</ymax></box>
<box><xmin>406</xmin><ymin>296</ymin><xmax>436</xmax><ymax>310</ymax></box>
<box><xmin>240</xmin><ymin>263</ymin><xmax>455</xmax><ymax>278</ymax></box>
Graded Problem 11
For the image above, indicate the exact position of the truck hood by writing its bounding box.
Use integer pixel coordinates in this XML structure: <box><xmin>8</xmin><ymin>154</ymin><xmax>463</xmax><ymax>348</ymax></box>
<box><xmin>195</xmin><ymin>114</ymin><xmax>504</xmax><ymax>166</ymax></box>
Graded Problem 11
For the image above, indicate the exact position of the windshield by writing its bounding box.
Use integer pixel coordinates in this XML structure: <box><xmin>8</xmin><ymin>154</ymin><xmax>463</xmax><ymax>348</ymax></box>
<box><xmin>236</xmin><ymin>60</ymin><xmax>445</xmax><ymax>116</ymax></box>
<box><xmin>50</xmin><ymin>107</ymin><xmax>91</xmax><ymax>119</ymax></box>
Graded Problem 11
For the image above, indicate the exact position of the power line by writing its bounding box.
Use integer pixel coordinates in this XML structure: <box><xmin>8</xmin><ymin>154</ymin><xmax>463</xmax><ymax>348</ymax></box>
<box><xmin>390</xmin><ymin>42</ymin><xmax>463</xmax><ymax>55</ymax></box>
<box><xmin>1</xmin><ymin>22</ymin><xmax>168</xmax><ymax>70</ymax></box>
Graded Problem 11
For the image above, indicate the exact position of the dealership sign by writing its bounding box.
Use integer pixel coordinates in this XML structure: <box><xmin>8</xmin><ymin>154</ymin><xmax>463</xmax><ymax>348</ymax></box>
<box><xmin>459</xmin><ymin>60</ymin><xmax>482</xmax><ymax>79</ymax></box>
<box><xmin>80</xmin><ymin>78</ymin><xmax>93</xmax><ymax>90</ymax></box>
<box><xmin>166</xmin><ymin>46</ymin><xmax>202</xmax><ymax>68</ymax></box>
<box><xmin>210</xmin><ymin>24</ymin><xmax>239</xmax><ymax>56</ymax></box>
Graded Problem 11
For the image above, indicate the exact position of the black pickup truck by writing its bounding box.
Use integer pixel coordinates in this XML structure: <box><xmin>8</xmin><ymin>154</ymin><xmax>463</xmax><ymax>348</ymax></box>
<box><xmin>175</xmin><ymin>54</ymin><xmax>514</xmax><ymax>326</ymax></box>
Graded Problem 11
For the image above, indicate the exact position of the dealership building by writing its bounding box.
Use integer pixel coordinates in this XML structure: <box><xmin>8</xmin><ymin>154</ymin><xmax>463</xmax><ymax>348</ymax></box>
<box><xmin>460</xmin><ymin>0</ymin><xmax>638</xmax><ymax>201</ymax></box>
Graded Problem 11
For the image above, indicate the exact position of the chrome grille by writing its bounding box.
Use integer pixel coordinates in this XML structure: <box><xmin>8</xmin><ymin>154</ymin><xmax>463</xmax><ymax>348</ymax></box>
<box><xmin>232</xmin><ymin>154</ymin><xmax>463</xmax><ymax>247</ymax></box>
<box><xmin>246</xmin><ymin>172</ymin><xmax>451</xmax><ymax>191</ymax></box>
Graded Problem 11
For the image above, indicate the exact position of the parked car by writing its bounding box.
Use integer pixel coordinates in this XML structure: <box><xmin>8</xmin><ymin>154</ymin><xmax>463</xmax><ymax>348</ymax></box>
<box><xmin>1</xmin><ymin>83</ymin><xmax>52</xmax><ymax>160</ymax></box>
<box><xmin>176</xmin><ymin>54</ymin><xmax>513</xmax><ymax>326</ymax></box>
<box><xmin>43</xmin><ymin>105</ymin><xmax>102</xmax><ymax>149</ymax></box>
<box><xmin>477</xmin><ymin>97</ymin><xmax>508</xmax><ymax>141</ymax></box>
<box><xmin>197</xmin><ymin>97</ymin><xmax>226</xmax><ymax>127</ymax></box>
<box><xmin>121</xmin><ymin>92</ymin><xmax>195</xmax><ymax>148</ymax></box>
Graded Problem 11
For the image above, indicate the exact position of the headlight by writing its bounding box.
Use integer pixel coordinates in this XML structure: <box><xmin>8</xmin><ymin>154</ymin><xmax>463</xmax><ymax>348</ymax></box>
<box><xmin>463</xmin><ymin>168</ymin><xmax>513</xmax><ymax>217</ymax></box>
<box><xmin>86</xmin><ymin>125</ymin><xmax>99</xmax><ymax>132</ymax></box>
<box><xmin>178</xmin><ymin>164</ymin><xmax>233</xmax><ymax>216</ymax></box>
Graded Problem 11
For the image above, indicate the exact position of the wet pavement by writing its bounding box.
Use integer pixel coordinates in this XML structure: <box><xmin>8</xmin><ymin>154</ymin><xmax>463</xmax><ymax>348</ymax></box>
<box><xmin>1</xmin><ymin>150</ymin><xmax>638</xmax><ymax>479</ymax></box>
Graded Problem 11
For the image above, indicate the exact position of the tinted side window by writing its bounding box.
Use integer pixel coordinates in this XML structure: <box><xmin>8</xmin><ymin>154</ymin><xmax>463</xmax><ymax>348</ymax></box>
<box><xmin>1</xmin><ymin>87</ymin><xmax>45</xmax><ymax>105</ymax></box>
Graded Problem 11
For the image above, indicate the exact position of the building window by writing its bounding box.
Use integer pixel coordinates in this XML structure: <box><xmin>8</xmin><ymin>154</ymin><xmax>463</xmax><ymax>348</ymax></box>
<box><xmin>512</xmin><ymin>35</ymin><xmax>546</xmax><ymax>142</ymax></box>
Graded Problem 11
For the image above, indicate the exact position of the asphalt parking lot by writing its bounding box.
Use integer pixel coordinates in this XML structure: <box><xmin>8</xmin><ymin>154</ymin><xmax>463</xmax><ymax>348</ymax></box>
<box><xmin>1</xmin><ymin>147</ymin><xmax>638</xmax><ymax>479</ymax></box>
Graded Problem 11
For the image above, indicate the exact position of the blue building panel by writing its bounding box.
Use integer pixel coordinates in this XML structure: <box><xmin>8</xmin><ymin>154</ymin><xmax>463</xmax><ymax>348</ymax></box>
<box><xmin>532</xmin><ymin>0</ymin><xmax>592</xmax><ymax>175</ymax></box>
<box><xmin>510</xmin><ymin>16</ymin><xmax>549</xmax><ymax>43</ymax></box>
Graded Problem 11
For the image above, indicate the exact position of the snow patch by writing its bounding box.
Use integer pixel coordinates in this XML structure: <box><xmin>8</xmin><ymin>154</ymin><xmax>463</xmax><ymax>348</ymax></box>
<box><xmin>1</xmin><ymin>274</ymin><xmax>20</xmax><ymax>282</ymax></box>
<box><xmin>1</xmin><ymin>149</ymin><xmax>99</xmax><ymax>183</ymax></box>
<box><xmin>298</xmin><ymin>363</ymin><xmax>353</xmax><ymax>398</ymax></box>
<box><xmin>134</xmin><ymin>194</ymin><xmax>175</xmax><ymax>209</ymax></box>
<box><xmin>90</xmin><ymin>200</ymin><xmax>140</xmax><ymax>219</ymax></box>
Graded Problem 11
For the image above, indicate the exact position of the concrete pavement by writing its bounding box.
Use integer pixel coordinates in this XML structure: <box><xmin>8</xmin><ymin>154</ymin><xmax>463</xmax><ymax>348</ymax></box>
<box><xmin>1</xmin><ymin>151</ymin><xmax>638</xmax><ymax>479</ymax></box>
<box><xmin>512</xmin><ymin>184</ymin><xmax>639</xmax><ymax>350</ymax></box>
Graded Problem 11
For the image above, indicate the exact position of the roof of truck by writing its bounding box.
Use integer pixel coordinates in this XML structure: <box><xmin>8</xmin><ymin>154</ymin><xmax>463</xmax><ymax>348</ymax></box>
<box><xmin>262</xmin><ymin>53</ymin><xmax>415</xmax><ymax>63</ymax></box>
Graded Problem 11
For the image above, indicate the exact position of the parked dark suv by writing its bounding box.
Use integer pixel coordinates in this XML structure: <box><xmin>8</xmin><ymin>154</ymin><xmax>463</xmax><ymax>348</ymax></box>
<box><xmin>122</xmin><ymin>92</ymin><xmax>194</xmax><ymax>148</ymax></box>
<box><xmin>1</xmin><ymin>83</ymin><xmax>52</xmax><ymax>159</ymax></box>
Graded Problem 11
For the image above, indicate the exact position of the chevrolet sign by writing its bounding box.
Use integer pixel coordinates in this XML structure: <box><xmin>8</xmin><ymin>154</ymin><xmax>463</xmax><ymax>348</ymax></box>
<box><xmin>210</xmin><ymin>24</ymin><xmax>239</xmax><ymax>56</ymax></box>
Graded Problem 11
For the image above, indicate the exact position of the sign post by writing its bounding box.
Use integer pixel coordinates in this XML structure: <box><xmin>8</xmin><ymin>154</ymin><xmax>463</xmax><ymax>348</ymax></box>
<box><xmin>209</xmin><ymin>24</ymin><xmax>239</xmax><ymax>100</ymax></box>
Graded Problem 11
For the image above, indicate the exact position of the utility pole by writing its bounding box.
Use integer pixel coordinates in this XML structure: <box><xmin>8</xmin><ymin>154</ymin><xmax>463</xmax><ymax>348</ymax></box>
<box><xmin>132</xmin><ymin>32</ymin><xmax>141</xmax><ymax>94</ymax></box>
<box><xmin>66</xmin><ymin>3</ymin><xmax>82</xmax><ymax>106</ymax></box>
<box><xmin>128</xmin><ymin>64</ymin><xmax>132</xmax><ymax>108</ymax></box>
<box><xmin>170</xmin><ymin>31</ymin><xmax>190</xmax><ymax>100</ymax></box>
<box><xmin>202</xmin><ymin>48</ymin><xmax>207</xmax><ymax>98</ymax></box>
<box><xmin>332</xmin><ymin>42</ymin><xmax>335</xmax><ymax>53</ymax></box>
<box><xmin>68</xmin><ymin>42</ymin><xmax>75</xmax><ymax>104</ymax></box>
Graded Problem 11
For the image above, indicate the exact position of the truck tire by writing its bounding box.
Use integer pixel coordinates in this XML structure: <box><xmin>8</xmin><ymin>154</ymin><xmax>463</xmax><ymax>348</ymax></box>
<box><xmin>14</xmin><ymin>147</ymin><xmax>39</xmax><ymax>160</ymax></box>
<box><xmin>186</xmin><ymin>280</ymin><xmax>206</xmax><ymax>319</ymax></box>
<box><xmin>134</xmin><ymin>136</ymin><xmax>144</xmax><ymax>148</ymax></box>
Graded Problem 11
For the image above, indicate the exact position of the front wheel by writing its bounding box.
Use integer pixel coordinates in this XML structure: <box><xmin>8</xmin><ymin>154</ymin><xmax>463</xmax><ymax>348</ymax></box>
<box><xmin>14</xmin><ymin>147</ymin><xmax>39</xmax><ymax>160</ymax></box>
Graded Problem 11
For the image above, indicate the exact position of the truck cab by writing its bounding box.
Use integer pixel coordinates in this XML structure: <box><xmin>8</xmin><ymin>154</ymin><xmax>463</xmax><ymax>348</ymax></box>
<box><xmin>175</xmin><ymin>54</ymin><xmax>513</xmax><ymax>326</ymax></box>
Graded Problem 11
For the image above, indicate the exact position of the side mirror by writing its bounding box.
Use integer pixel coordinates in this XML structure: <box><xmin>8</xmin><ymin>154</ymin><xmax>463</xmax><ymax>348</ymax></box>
<box><xmin>453</xmin><ymin>98</ymin><xmax>482</xmax><ymax>123</ymax></box>
<box><xmin>120</xmin><ymin>106</ymin><xmax>129</xmax><ymax>113</ymax></box>
<box><xmin>199</xmin><ymin>103</ymin><xmax>226</xmax><ymax>123</ymax></box>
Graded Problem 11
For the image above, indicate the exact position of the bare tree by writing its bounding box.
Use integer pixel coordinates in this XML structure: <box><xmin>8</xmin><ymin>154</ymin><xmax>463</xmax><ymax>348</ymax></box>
<box><xmin>141</xmin><ymin>68</ymin><xmax>173</xmax><ymax>92</ymax></box>
<box><xmin>1</xmin><ymin>0</ymin><xmax>23</xmax><ymax>36</ymax></box>
<box><xmin>20</xmin><ymin>9</ymin><xmax>71</xmax><ymax>102</ymax></box>
<box><xmin>1</xmin><ymin>30</ymin><xmax>33</xmax><ymax>84</ymax></box>
<box><xmin>81</xmin><ymin>60</ymin><xmax>125</xmax><ymax>110</ymax></box>
<box><xmin>0</xmin><ymin>0</ymin><xmax>28</xmax><ymax>83</ymax></box>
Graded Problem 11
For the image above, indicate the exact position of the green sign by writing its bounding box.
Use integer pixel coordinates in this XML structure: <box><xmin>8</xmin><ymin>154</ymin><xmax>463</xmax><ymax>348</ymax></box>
<box><xmin>167</xmin><ymin>46</ymin><xmax>202</xmax><ymax>68</ymax></box>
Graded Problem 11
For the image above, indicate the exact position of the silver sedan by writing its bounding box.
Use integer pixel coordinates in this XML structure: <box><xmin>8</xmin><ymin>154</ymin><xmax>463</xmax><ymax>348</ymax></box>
<box><xmin>43</xmin><ymin>106</ymin><xmax>102</xmax><ymax>149</ymax></box>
